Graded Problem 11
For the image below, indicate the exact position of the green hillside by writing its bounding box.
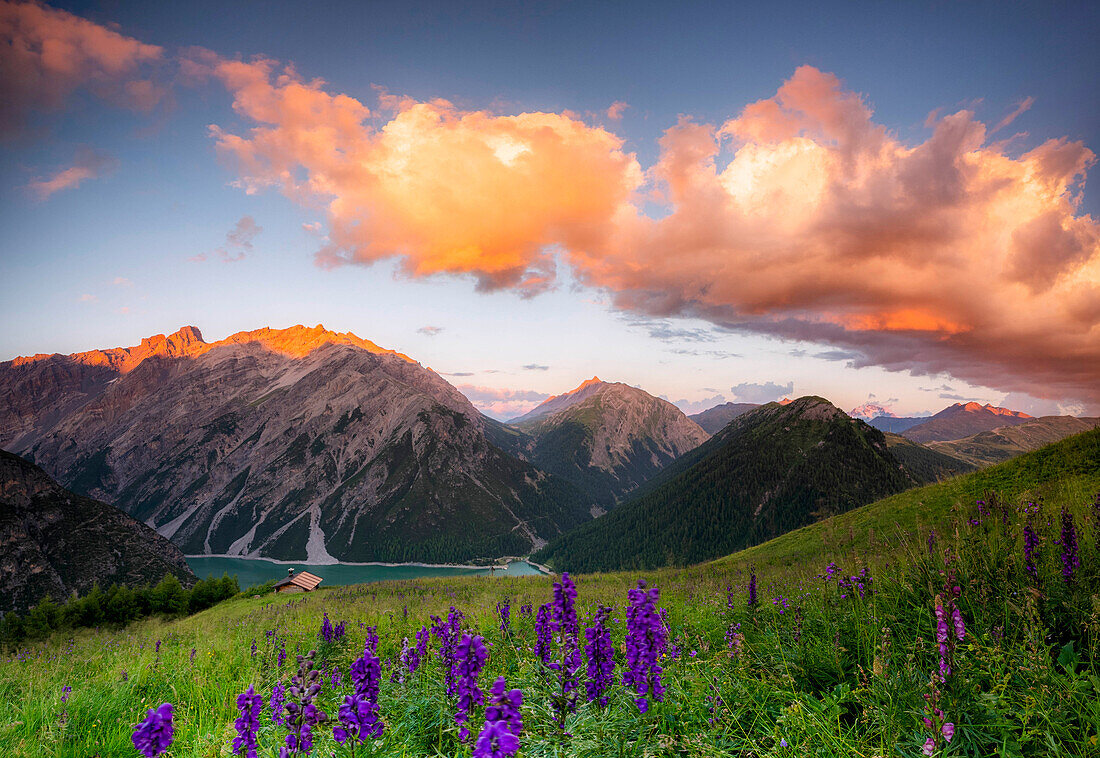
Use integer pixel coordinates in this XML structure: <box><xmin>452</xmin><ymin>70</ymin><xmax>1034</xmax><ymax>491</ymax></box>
<box><xmin>713</xmin><ymin>426</ymin><xmax>1100</xmax><ymax>576</ymax></box>
<box><xmin>534</xmin><ymin>397</ymin><xmax>915</xmax><ymax>572</ymax></box>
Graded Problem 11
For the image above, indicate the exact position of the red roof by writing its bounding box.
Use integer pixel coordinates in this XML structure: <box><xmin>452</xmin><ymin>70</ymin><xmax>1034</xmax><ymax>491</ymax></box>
<box><xmin>274</xmin><ymin>571</ymin><xmax>323</xmax><ymax>591</ymax></box>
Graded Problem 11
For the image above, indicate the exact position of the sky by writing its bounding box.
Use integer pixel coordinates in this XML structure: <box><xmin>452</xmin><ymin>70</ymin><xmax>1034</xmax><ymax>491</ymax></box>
<box><xmin>1</xmin><ymin>0</ymin><xmax>1098</xmax><ymax>420</ymax></box>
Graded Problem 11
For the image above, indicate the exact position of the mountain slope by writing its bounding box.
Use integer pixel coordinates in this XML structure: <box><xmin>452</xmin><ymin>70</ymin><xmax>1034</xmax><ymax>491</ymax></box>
<box><xmin>689</xmin><ymin>402</ymin><xmax>759</xmax><ymax>434</ymax></box>
<box><xmin>882</xmin><ymin>432</ymin><xmax>977</xmax><ymax>483</ymax></box>
<box><xmin>926</xmin><ymin>415</ymin><xmax>1100</xmax><ymax>467</ymax></box>
<box><xmin>711</xmin><ymin>427</ymin><xmax>1100</xmax><ymax>576</ymax></box>
<box><xmin>533</xmin><ymin>396</ymin><xmax>915</xmax><ymax>572</ymax></box>
<box><xmin>506</xmin><ymin>378</ymin><xmax>709</xmax><ymax>507</ymax></box>
<box><xmin>901</xmin><ymin>402</ymin><xmax>1032</xmax><ymax>443</ymax></box>
<box><xmin>2</xmin><ymin>326</ymin><xmax>590</xmax><ymax>563</ymax></box>
<box><xmin>0</xmin><ymin>450</ymin><xmax>195</xmax><ymax>613</ymax></box>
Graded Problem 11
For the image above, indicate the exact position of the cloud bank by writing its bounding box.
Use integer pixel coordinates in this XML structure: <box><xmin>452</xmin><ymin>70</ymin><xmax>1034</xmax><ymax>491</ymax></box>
<box><xmin>194</xmin><ymin>58</ymin><xmax>1098</xmax><ymax>406</ymax></box>
<box><xmin>0</xmin><ymin>0</ymin><xmax>164</xmax><ymax>136</ymax></box>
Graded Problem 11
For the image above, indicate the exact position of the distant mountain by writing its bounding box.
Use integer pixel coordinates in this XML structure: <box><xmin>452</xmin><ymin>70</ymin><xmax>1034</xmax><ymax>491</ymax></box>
<box><xmin>1</xmin><ymin>325</ymin><xmax>590</xmax><ymax>563</ymax></box>
<box><xmin>882</xmin><ymin>432</ymin><xmax>977</xmax><ymax>483</ymax></box>
<box><xmin>0</xmin><ymin>450</ymin><xmax>195</xmax><ymax>613</ymax></box>
<box><xmin>901</xmin><ymin>402</ymin><xmax>1033</xmax><ymax>443</ymax></box>
<box><xmin>503</xmin><ymin>378</ymin><xmax>709</xmax><ymax>507</ymax></box>
<box><xmin>926</xmin><ymin>416</ymin><xmax>1100</xmax><ymax>468</ymax></box>
<box><xmin>689</xmin><ymin>402</ymin><xmax>759</xmax><ymax>434</ymax></box>
<box><xmin>848</xmin><ymin>403</ymin><xmax>928</xmax><ymax>434</ymax></box>
<box><xmin>534</xmin><ymin>396</ymin><xmax>915</xmax><ymax>572</ymax></box>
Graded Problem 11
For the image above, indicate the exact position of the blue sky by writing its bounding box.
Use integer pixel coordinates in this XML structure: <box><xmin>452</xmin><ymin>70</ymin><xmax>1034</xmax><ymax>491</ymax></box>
<box><xmin>2</xmin><ymin>0</ymin><xmax>1098</xmax><ymax>418</ymax></box>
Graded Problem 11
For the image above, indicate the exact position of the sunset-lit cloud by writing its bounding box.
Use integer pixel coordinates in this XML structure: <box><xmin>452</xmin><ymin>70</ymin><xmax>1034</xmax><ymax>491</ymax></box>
<box><xmin>27</xmin><ymin>147</ymin><xmax>116</xmax><ymax>199</ymax></box>
<box><xmin>991</xmin><ymin>96</ymin><xmax>1034</xmax><ymax>134</ymax></box>
<box><xmin>189</xmin><ymin>55</ymin><xmax>1100</xmax><ymax>407</ymax></box>
<box><xmin>606</xmin><ymin>101</ymin><xmax>629</xmax><ymax>121</ymax></box>
<box><xmin>0</xmin><ymin>0</ymin><xmax>165</xmax><ymax>136</ymax></box>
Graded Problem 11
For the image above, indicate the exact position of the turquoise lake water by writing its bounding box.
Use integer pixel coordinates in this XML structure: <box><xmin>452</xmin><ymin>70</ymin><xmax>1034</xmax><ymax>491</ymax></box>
<box><xmin>186</xmin><ymin>556</ymin><xmax>544</xmax><ymax>589</ymax></box>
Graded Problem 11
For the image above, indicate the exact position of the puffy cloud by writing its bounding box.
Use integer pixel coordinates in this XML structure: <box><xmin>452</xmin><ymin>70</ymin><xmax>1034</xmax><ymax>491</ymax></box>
<box><xmin>0</xmin><ymin>0</ymin><xmax>164</xmax><ymax>136</ymax></box>
<box><xmin>27</xmin><ymin>147</ymin><xmax>116</xmax><ymax>199</ymax></box>
<box><xmin>671</xmin><ymin>394</ymin><xmax>726</xmax><ymax>415</ymax></box>
<box><xmin>522</xmin><ymin>363</ymin><xmax>549</xmax><ymax>371</ymax></box>
<box><xmin>194</xmin><ymin>51</ymin><xmax>643</xmax><ymax>295</ymax></box>
<box><xmin>730</xmin><ymin>381</ymin><xmax>793</xmax><ymax>404</ymax></box>
<box><xmin>112</xmin><ymin>276</ymin><xmax>133</xmax><ymax>287</ymax></box>
<box><xmin>218</xmin><ymin>216</ymin><xmax>262</xmax><ymax>262</ymax></box>
<box><xmin>201</xmin><ymin>57</ymin><xmax>1100</xmax><ymax>408</ymax></box>
<box><xmin>417</xmin><ymin>326</ymin><xmax>444</xmax><ymax>336</ymax></box>
<box><xmin>455</xmin><ymin>383</ymin><xmax>550</xmax><ymax>419</ymax></box>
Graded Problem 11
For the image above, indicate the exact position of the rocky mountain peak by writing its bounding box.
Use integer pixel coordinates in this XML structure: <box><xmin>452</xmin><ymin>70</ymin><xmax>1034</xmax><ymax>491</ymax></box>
<box><xmin>208</xmin><ymin>324</ymin><xmax>415</xmax><ymax>362</ymax></box>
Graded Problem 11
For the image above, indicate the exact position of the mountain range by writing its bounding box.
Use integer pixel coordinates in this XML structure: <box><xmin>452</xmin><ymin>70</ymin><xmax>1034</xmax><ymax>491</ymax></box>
<box><xmin>534</xmin><ymin>396</ymin><xmax>917</xmax><ymax>571</ymax></box>
<box><xmin>2</xmin><ymin>323</ymin><xmax>1092</xmax><ymax>576</ymax></box>
<box><xmin>0</xmin><ymin>450</ymin><xmax>195</xmax><ymax>613</ymax></box>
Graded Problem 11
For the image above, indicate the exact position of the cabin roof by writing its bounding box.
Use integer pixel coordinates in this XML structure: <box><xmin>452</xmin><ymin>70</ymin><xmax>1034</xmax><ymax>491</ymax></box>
<box><xmin>274</xmin><ymin>571</ymin><xmax>323</xmax><ymax>591</ymax></box>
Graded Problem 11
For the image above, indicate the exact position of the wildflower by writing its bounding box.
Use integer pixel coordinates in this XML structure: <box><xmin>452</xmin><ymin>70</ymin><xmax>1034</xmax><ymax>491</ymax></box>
<box><xmin>623</xmin><ymin>580</ymin><xmax>667</xmax><ymax>713</ymax></box>
<box><xmin>282</xmin><ymin>651</ymin><xmax>328</xmax><ymax>755</ymax></box>
<box><xmin>748</xmin><ymin>571</ymin><xmax>758</xmax><ymax>609</ymax></box>
<box><xmin>942</xmin><ymin>722</ymin><xmax>955</xmax><ymax>742</ymax></box>
<box><xmin>927</xmin><ymin>530</ymin><xmax>936</xmax><ymax>555</ymax></box>
<box><xmin>333</xmin><ymin>693</ymin><xmax>383</xmax><ymax>745</ymax></box>
<box><xmin>320</xmin><ymin>614</ymin><xmax>334</xmax><ymax>644</ymax></box>
<box><xmin>334</xmin><ymin>620</ymin><xmax>346</xmax><ymax>640</ymax></box>
<box><xmin>270</xmin><ymin>681</ymin><xmax>286</xmax><ymax>725</ymax></box>
<box><xmin>1023</xmin><ymin>519</ymin><xmax>1040</xmax><ymax>580</ymax></box>
<box><xmin>232</xmin><ymin>685</ymin><xmax>264</xmax><ymax>758</ymax></box>
<box><xmin>452</xmin><ymin>633</ymin><xmax>488</xmax><ymax>740</ymax></box>
<box><xmin>780</xmin><ymin>738</ymin><xmax>788</xmax><ymax>747</ymax></box>
<box><xmin>922</xmin><ymin>737</ymin><xmax>936</xmax><ymax>755</ymax></box>
<box><xmin>473</xmin><ymin>719</ymin><xmax>520</xmax><ymax>758</ymax></box>
<box><xmin>330</xmin><ymin>667</ymin><xmax>341</xmax><ymax>690</ymax></box>
<box><xmin>534</xmin><ymin>603</ymin><xmax>554</xmax><ymax>665</ymax></box>
<box><xmin>431</xmin><ymin>607</ymin><xmax>465</xmax><ymax>696</ymax></box>
<box><xmin>60</xmin><ymin>685</ymin><xmax>71</xmax><ymax>703</ymax></box>
<box><xmin>250</xmin><ymin>639</ymin><xmax>257</xmax><ymax>658</ymax></box>
<box><xmin>189</xmin><ymin>647</ymin><xmax>196</xmax><ymax>663</ymax></box>
<box><xmin>725</xmin><ymin>621</ymin><xmax>743</xmax><ymax>657</ymax></box>
<box><xmin>278</xmin><ymin>644</ymin><xmax>287</xmax><ymax>667</ymax></box>
<box><xmin>584</xmin><ymin>605</ymin><xmax>615</xmax><ymax>706</ymax></box>
<box><xmin>497</xmin><ymin>601</ymin><xmax>511</xmax><ymax>635</ymax></box>
<box><xmin>484</xmin><ymin>676</ymin><xmax>523</xmax><ymax>737</ymax></box>
<box><xmin>1060</xmin><ymin>507</ymin><xmax>1079</xmax><ymax>583</ymax></box>
<box><xmin>131</xmin><ymin>702</ymin><xmax>174</xmax><ymax>758</ymax></box>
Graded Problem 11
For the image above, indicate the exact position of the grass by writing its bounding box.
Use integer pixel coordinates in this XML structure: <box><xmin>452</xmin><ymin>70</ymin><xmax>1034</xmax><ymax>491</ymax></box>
<box><xmin>3</xmin><ymin>432</ymin><xmax>1100</xmax><ymax>757</ymax></box>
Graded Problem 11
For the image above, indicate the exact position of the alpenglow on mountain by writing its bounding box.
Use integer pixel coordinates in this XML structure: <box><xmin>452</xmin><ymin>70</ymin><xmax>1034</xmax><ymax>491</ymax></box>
<box><xmin>500</xmin><ymin>377</ymin><xmax>709</xmax><ymax>507</ymax></box>
<box><xmin>0</xmin><ymin>325</ymin><xmax>591</xmax><ymax>563</ymax></box>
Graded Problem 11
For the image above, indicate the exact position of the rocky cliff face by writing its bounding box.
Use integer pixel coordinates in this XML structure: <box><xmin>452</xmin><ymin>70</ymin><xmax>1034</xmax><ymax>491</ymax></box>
<box><xmin>2</xmin><ymin>326</ymin><xmax>589</xmax><ymax>563</ymax></box>
<box><xmin>505</xmin><ymin>378</ymin><xmax>709</xmax><ymax>506</ymax></box>
<box><xmin>0</xmin><ymin>450</ymin><xmax>195</xmax><ymax>613</ymax></box>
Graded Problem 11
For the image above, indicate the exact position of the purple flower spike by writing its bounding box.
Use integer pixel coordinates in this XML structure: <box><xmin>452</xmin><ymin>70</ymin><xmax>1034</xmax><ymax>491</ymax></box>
<box><xmin>132</xmin><ymin>702</ymin><xmax>174</xmax><ymax>758</ymax></box>
<box><xmin>623</xmin><ymin>580</ymin><xmax>667</xmax><ymax>713</ymax></box>
<box><xmin>233</xmin><ymin>685</ymin><xmax>264</xmax><ymax>758</ymax></box>
<box><xmin>584</xmin><ymin>605</ymin><xmax>615</xmax><ymax>706</ymax></box>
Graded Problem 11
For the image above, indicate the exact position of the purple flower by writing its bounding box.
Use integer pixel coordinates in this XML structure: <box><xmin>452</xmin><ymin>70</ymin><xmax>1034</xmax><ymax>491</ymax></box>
<box><xmin>452</xmin><ymin>633</ymin><xmax>488</xmax><ymax>741</ymax></box>
<box><xmin>584</xmin><ymin>605</ymin><xmax>615</xmax><ymax>707</ymax></box>
<box><xmin>534</xmin><ymin>603</ymin><xmax>554</xmax><ymax>665</ymax></box>
<box><xmin>922</xmin><ymin>737</ymin><xmax>936</xmax><ymax>755</ymax></box>
<box><xmin>1023</xmin><ymin>519</ymin><xmax>1040</xmax><ymax>580</ymax></box>
<box><xmin>333</xmin><ymin>693</ymin><xmax>383</xmax><ymax>745</ymax></box>
<box><xmin>232</xmin><ymin>685</ymin><xmax>264</xmax><ymax>758</ymax></box>
<box><xmin>131</xmin><ymin>702</ymin><xmax>174</xmax><ymax>758</ymax></box>
<box><xmin>320</xmin><ymin>613</ymin><xmax>334</xmax><ymax>644</ymax></box>
<box><xmin>60</xmin><ymin>685</ymin><xmax>71</xmax><ymax>703</ymax></box>
<box><xmin>748</xmin><ymin>571</ymin><xmax>758</xmax><ymax>609</ymax></box>
<box><xmin>1060</xmin><ymin>507</ymin><xmax>1079</xmax><ymax>583</ymax></box>
<box><xmin>271</xmin><ymin>681</ymin><xmax>286</xmax><ymax>725</ymax></box>
<box><xmin>278</xmin><ymin>644</ymin><xmax>287</xmax><ymax>668</ymax></box>
<box><xmin>941</xmin><ymin>721</ymin><xmax>955</xmax><ymax>742</ymax></box>
<box><xmin>623</xmin><ymin>580</ymin><xmax>667</xmax><ymax>713</ymax></box>
<box><xmin>951</xmin><ymin>606</ymin><xmax>965</xmax><ymax>642</ymax></box>
<box><xmin>432</xmin><ymin>607</ymin><xmax>465</xmax><ymax>696</ymax></box>
<box><xmin>497</xmin><ymin>601</ymin><xmax>511</xmax><ymax>635</ymax></box>
<box><xmin>484</xmin><ymin>676</ymin><xmax>523</xmax><ymax>738</ymax></box>
<box><xmin>282</xmin><ymin>651</ymin><xmax>328</xmax><ymax>756</ymax></box>
<box><xmin>473</xmin><ymin>719</ymin><xmax>520</xmax><ymax>758</ymax></box>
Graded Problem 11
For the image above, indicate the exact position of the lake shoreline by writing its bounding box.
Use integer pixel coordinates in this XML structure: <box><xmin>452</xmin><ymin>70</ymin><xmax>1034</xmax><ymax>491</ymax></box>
<box><xmin>185</xmin><ymin>554</ymin><xmax>549</xmax><ymax>573</ymax></box>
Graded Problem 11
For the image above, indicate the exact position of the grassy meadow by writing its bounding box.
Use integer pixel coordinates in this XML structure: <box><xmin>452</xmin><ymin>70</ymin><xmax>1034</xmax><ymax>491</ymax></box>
<box><xmin>3</xmin><ymin>431</ymin><xmax>1100</xmax><ymax>757</ymax></box>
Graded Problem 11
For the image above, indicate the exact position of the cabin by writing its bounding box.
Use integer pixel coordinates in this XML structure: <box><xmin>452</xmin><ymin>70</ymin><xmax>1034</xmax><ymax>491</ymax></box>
<box><xmin>274</xmin><ymin>568</ymin><xmax>323</xmax><ymax>594</ymax></box>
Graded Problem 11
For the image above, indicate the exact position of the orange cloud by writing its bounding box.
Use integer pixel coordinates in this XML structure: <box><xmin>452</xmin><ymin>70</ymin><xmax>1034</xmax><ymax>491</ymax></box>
<box><xmin>202</xmin><ymin>59</ymin><xmax>1099</xmax><ymax>407</ymax></box>
<box><xmin>193</xmin><ymin>52</ymin><xmax>643</xmax><ymax>294</ymax></box>
<box><xmin>27</xmin><ymin>147</ymin><xmax>116</xmax><ymax>199</ymax></box>
<box><xmin>0</xmin><ymin>0</ymin><xmax>164</xmax><ymax>136</ymax></box>
<box><xmin>606</xmin><ymin>101</ymin><xmax>629</xmax><ymax>120</ymax></box>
